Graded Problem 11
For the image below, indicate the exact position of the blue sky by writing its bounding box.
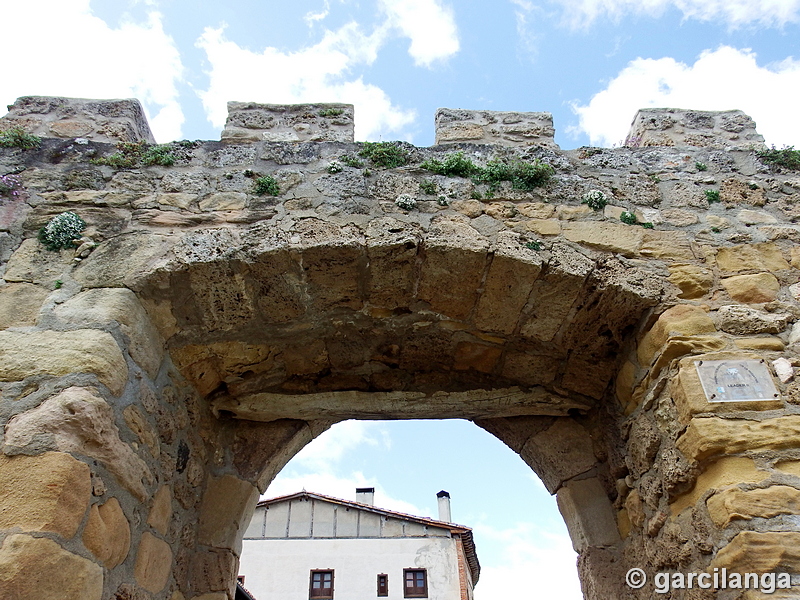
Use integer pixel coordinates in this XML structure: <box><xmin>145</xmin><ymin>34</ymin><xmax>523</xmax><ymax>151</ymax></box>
<box><xmin>3</xmin><ymin>1</ymin><xmax>800</xmax><ymax>597</ymax></box>
<box><xmin>265</xmin><ymin>419</ymin><xmax>584</xmax><ymax>599</ymax></box>
<box><xmin>2</xmin><ymin>0</ymin><xmax>799</xmax><ymax>148</ymax></box>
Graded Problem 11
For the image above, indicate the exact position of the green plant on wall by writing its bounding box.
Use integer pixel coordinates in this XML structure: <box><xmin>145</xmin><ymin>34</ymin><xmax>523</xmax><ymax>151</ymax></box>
<box><xmin>91</xmin><ymin>141</ymin><xmax>175</xmax><ymax>168</ymax></box>
<box><xmin>38</xmin><ymin>211</ymin><xmax>86</xmax><ymax>251</ymax></box>
<box><xmin>757</xmin><ymin>146</ymin><xmax>800</xmax><ymax>171</ymax></box>
<box><xmin>0</xmin><ymin>127</ymin><xmax>41</xmax><ymax>149</ymax></box>
<box><xmin>421</xmin><ymin>151</ymin><xmax>553</xmax><ymax>191</ymax></box>
<box><xmin>254</xmin><ymin>175</ymin><xmax>280</xmax><ymax>196</ymax></box>
<box><xmin>581</xmin><ymin>189</ymin><xmax>607</xmax><ymax>211</ymax></box>
<box><xmin>359</xmin><ymin>142</ymin><xmax>410</xmax><ymax>168</ymax></box>
<box><xmin>705</xmin><ymin>189</ymin><xmax>720</xmax><ymax>203</ymax></box>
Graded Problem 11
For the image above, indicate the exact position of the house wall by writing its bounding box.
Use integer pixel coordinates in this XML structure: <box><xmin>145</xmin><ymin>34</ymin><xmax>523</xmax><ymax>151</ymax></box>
<box><xmin>239</xmin><ymin>537</ymin><xmax>463</xmax><ymax>600</ymax></box>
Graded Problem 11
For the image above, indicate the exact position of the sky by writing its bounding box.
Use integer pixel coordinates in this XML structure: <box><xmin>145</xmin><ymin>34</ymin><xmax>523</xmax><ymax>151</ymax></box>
<box><xmin>1</xmin><ymin>0</ymin><xmax>800</xmax><ymax>148</ymax></box>
<box><xmin>3</xmin><ymin>1</ymin><xmax>800</xmax><ymax>598</ymax></box>
<box><xmin>266</xmin><ymin>419</ymin><xmax>584</xmax><ymax>600</ymax></box>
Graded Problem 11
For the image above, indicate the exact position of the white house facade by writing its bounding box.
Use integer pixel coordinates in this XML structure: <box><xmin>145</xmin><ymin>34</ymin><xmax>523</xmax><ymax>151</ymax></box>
<box><xmin>238</xmin><ymin>489</ymin><xmax>479</xmax><ymax>600</ymax></box>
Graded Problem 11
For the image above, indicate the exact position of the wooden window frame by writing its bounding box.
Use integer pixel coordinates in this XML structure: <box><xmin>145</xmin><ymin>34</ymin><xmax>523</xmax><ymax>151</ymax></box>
<box><xmin>403</xmin><ymin>569</ymin><xmax>428</xmax><ymax>598</ymax></box>
<box><xmin>377</xmin><ymin>573</ymin><xmax>389</xmax><ymax>597</ymax></box>
<box><xmin>310</xmin><ymin>569</ymin><xmax>335</xmax><ymax>599</ymax></box>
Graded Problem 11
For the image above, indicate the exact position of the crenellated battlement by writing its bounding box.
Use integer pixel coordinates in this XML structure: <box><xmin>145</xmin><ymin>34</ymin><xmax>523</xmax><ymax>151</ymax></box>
<box><xmin>0</xmin><ymin>96</ymin><xmax>770</xmax><ymax>150</ymax></box>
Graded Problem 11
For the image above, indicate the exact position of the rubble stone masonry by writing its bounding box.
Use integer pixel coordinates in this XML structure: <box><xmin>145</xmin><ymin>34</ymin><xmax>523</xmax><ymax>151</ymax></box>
<box><xmin>1</xmin><ymin>97</ymin><xmax>799</xmax><ymax>599</ymax></box>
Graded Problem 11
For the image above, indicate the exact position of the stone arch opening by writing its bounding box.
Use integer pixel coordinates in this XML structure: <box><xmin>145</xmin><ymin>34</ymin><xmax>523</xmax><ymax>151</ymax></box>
<box><xmin>67</xmin><ymin>224</ymin><xmax>658</xmax><ymax>600</ymax></box>
<box><xmin>239</xmin><ymin>417</ymin><xmax>586</xmax><ymax>600</ymax></box>
<box><xmin>2</xmin><ymin>98</ymin><xmax>800</xmax><ymax>600</ymax></box>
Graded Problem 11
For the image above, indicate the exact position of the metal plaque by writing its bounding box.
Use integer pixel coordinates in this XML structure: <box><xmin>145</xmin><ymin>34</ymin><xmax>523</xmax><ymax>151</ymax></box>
<box><xmin>695</xmin><ymin>359</ymin><xmax>780</xmax><ymax>403</ymax></box>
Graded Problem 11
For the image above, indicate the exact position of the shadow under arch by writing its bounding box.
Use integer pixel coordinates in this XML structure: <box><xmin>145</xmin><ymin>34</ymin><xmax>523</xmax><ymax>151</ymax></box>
<box><xmin>103</xmin><ymin>215</ymin><xmax>663</xmax><ymax>599</ymax></box>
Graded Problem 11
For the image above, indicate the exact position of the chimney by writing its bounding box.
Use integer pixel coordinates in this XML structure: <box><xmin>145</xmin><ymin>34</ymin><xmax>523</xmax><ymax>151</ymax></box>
<box><xmin>356</xmin><ymin>487</ymin><xmax>375</xmax><ymax>506</ymax></box>
<box><xmin>437</xmin><ymin>490</ymin><xmax>451</xmax><ymax>522</ymax></box>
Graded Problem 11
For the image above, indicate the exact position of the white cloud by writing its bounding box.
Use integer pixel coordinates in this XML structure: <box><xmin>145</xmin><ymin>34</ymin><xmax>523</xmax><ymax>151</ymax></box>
<box><xmin>552</xmin><ymin>0</ymin><xmax>800</xmax><ymax>28</ymax></box>
<box><xmin>195</xmin><ymin>23</ymin><xmax>416</xmax><ymax>141</ymax></box>
<box><xmin>289</xmin><ymin>420</ymin><xmax>385</xmax><ymax>471</ymax></box>
<box><xmin>0</xmin><ymin>0</ymin><xmax>184</xmax><ymax>142</ymax></box>
<box><xmin>378</xmin><ymin>0</ymin><xmax>460</xmax><ymax>67</ymax></box>
<box><xmin>571</xmin><ymin>46</ymin><xmax>800</xmax><ymax>148</ymax></box>
<box><xmin>473</xmin><ymin>521</ymin><xmax>582</xmax><ymax>600</ymax></box>
<box><xmin>509</xmin><ymin>0</ymin><xmax>543</xmax><ymax>59</ymax></box>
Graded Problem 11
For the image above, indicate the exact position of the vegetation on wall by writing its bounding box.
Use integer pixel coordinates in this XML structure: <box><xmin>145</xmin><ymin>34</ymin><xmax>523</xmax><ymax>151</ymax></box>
<box><xmin>358</xmin><ymin>142</ymin><xmax>411</xmax><ymax>168</ymax></box>
<box><xmin>757</xmin><ymin>146</ymin><xmax>800</xmax><ymax>171</ymax></box>
<box><xmin>0</xmin><ymin>127</ymin><xmax>41</xmax><ymax>149</ymax></box>
<box><xmin>253</xmin><ymin>175</ymin><xmax>280</xmax><ymax>196</ymax></box>
<box><xmin>38</xmin><ymin>211</ymin><xmax>86</xmax><ymax>251</ymax></box>
<box><xmin>91</xmin><ymin>141</ymin><xmax>176</xmax><ymax>169</ymax></box>
<box><xmin>420</xmin><ymin>151</ymin><xmax>554</xmax><ymax>191</ymax></box>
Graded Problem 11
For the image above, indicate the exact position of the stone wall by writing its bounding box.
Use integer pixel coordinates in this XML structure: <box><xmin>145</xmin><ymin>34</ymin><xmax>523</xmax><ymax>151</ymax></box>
<box><xmin>1</xmin><ymin>96</ymin><xmax>799</xmax><ymax>600</ymax></box>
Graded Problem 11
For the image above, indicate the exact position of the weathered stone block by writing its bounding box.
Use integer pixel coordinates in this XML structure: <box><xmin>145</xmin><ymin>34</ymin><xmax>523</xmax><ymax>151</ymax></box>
<box><xmin>677</xmin><ymin>415</ymin><xmax>800</xmax><ymax>463</ymax></box>
<box><xmin>519</xmin><ymin>244</ymin><xmax>593</xmax><ymax>342</ymax></box>
<box><xmin>670</xmin><ymin>457</ymin><xmax>767</xmax><ymax>515</ymax></box>
<box><xmin>147</xmin><ymin>485</ymin><xmax>174</xmax><ymax>536</ymax></box>
<box><xmin>222</xmin><ymin>102</ymin><xmax>354</xmax><ymax>143</ymax></box>
<box><xmin>721</xmin><ymin>273</ymin><xmax>780</xmax><ymax>303</ymax></box>
<box><xmin>0</xmin><ymin>534</ymin><xmax>103</xmax><ymax>600</ymax></box>
<box><xmin>198</xmin><ymin>475</ymin><xmax>259</xmax><ymax>554</ymax></box>
<box><xmin>639</xmin><ymin>230</ymin><xmax>695</xmax><ymax>260</ymax></box>
<box><xmin>624</xmin><ymin>109</ymin><xmax>764</xmax><ymax>149</ymax></box>
<box><xmin>55</xmin><ymin>287</ymin><xmax>165</xmax><ymax>378</ymax></box>
<box><xmin>124</xmin><ymin>404</ymin><xmax>160</xmax><ymax>458</ymax></box>
<box><xmin>0</xmin><ymin>282</ymin><xmax>49</xmax><ymax>329</ymax></box>
<box><xmin>4</xmin><ymin>387</ymin><xmax>152</xmax><ymax>500</ymax></box>
<box><xmin>667</xmin><ymin>264</ymin><xmax>714</xmax><ymax>299</ymax></box>
<box><xmin>562</xmin><ymin>221</ymin><xmax>643</xmax><ymax>257</ymax></box>
<box><xmin>1</xmin><ymin>95</ymin><xmax>155</xmax><ymax>143</ymax></box>
<box><xmin>520</xmin><ymin>419</ymin><xmax>597</xmax><ymax>493</ymax></box>
<box><xmin>710</xmin><ymin>531</ymin><xmax>800</xmax><ymax>573</ymax></box>
<box><xmin>716</xmin><ymin>243</ymin><xmax>790</xmax><ymax>273</ymax></box>
<box><xmin>434</xmin><ymin>108</ymin><xmax>557</xmax><ymax>148</ymax></box>
<box><xmin>198</xmin><ymin>192</ymin><xmax>247</xmax><ymax>212</ymax></box>
<box><xmin>721</xmin><ymin>178</ymin><xmax>767</xmax><ymax>207</ymax></box>
<box><xmin>0</xmin><ymin>451</ymin><xmax>91</xmax><ymax>537</ymax></box>
<box><xmin>418</xmin><ymin>218</ymin><xmax>489</xmax><ymax>319</ymax></box>
<box><xmin>134</xmin><ymin>532</ymin><xmax>173</xmax><ymax>593</ymax></box>
<box><xmin>364</xmin><ymin>217</ymin><xmax>420</xmax><ymax>309</ymax></box>
<box><xmin>706</xmin><ymin>485</ymin><xmax>800</xmax><ymax>527</ymax></box>
<box><xmin>714</xmin><ymin>304</ymin><xmax>790</xmax><ymax>335</ymax></box>
<box><xmin>734</xmin><ymin>337</ymin><xmax>786</xmax><ymax>351</ymax></box>
<box><xmin>524</xmin><ymin>218</ymin><xmax>561</xmax><ymax>236</ymax></box>
<box><xmin>637</xmin><ymin>304</ymin><xmax>716</xmax><ymax>367</ymax></box>
<box><xmin>556</xmin><ymin>477</ymin><xmax>621</xmax><ymax>552</ymax></box>
<box><xmin>4</xmin><ymin>238</ymin><xmax>73</xmax><ymax>285</ymax></box>
<box><xmin>474</xmin><ymin>232</ymin><xmax>542</xmax><ymax>334</ymax></box>
<box><xmin>82</xmin><ymin>497</ymin><xmax>130</xmax><ymax>568</ymax></box>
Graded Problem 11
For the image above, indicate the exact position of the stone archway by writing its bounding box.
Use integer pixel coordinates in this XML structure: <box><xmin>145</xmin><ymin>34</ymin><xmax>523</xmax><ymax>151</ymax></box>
<box><xmin>1</xmin><ymin>97</ymin><xmax>799</xmax><ymax>600</ymax></box>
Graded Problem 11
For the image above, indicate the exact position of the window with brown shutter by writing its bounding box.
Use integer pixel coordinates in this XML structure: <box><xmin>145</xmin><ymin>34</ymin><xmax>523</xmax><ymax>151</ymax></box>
<box><xmin>310</xmin><ymin>570</ymin><xmax>334</xmax><ymax>599</ymax></box>
<box><xmin>377</xmin><ymin>574</ymin><xmax>388</xmax><ymax>596</ymax></box>
<box><xmin>403</xmin><ymin>569</ymin><xmax>427</xmax><ymax>598</ymax></box>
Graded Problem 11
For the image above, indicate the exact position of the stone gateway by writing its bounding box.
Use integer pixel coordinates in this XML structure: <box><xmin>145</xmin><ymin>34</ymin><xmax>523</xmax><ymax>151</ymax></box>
<box><xmin>1</xmin><ymin>96</ymin><xmax>799</xmax><ymax>600</ymax></box>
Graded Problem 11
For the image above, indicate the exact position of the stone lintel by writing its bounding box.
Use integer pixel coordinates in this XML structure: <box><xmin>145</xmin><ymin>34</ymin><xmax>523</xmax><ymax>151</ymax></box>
<box><xmin>434</xmin><ymin>108</ymin><xmax>558</xmax><ymax>148</ymax></box>
<box><xmin>624</xmin><ymin>108</ymin><xmax>765</xmax><ymax>150</ymax></box>
<box><xmin>1</xmin><ymin>96</ymin><xmax>155</xmax><ymax>143</ymax></box>
<box><xmin>211</xmin><ymin>387</ymin><xmax>591</xmax><ymax>422</ymax></box>
<box><xmin>221</xmin><ymin>101</ymin><xmax>355</xmax><ymax>143</ymax></box>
